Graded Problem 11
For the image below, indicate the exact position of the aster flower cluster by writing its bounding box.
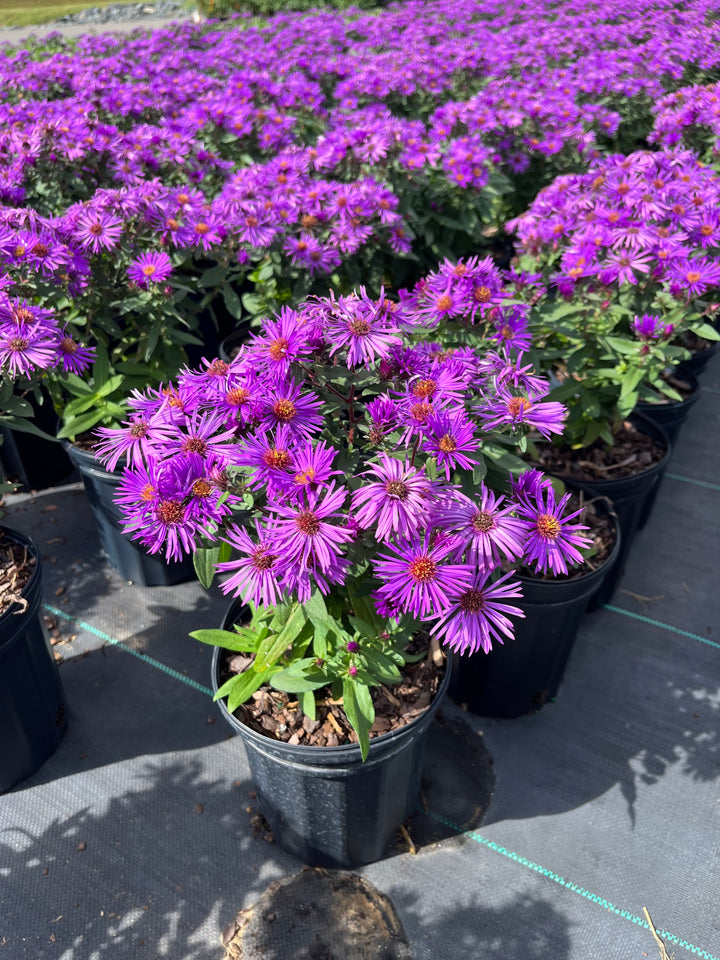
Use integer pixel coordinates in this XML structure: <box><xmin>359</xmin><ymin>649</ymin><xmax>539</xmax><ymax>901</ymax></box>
<box><xmin>96</xmin><ymin>282</ymin><xmax>589</xmax><ymax>754</ymax></box>
<box><xmin>509</xmin><ymin>149</ymin><xmax>720</xmax><ymax>302</ymax></box>
<box><xmin>2</xmin><ymin>0</ymin><xmax>720</xmax><ymax>447</ymax></box>
<box><xmin>650</xmin><ymin>82</ymin><xmax>720</xmax><ymax>167</ymax></box>
<box><xmin>0</xmin><ymin>293</ymin><xmax>95</xmax><ymax>429</ymax></box>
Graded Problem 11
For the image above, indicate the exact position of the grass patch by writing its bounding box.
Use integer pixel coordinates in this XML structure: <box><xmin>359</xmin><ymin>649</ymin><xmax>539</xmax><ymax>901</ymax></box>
<box><xmin>0</xmin><ymin>0</ymin><xmax>143</xmax><ymax>28</ymax></box>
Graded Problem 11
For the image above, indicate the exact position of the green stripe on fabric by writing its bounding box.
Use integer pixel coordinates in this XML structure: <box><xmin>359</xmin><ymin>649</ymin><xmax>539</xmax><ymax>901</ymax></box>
<box><xmin>665</xmin><ymin>473</ymin><xmax>720</xmax><ymax>492</ymax></box>
<box><xmin>44</xmin><ymin>603</ymin><xmax>214</xmax><ymax>696</ymax></box>
<box><xmin>426</xmin><ymin>812</ymin><xmax>720</xmax><ymax>960</ymax></box>
<box><xmin>604</xmin><ymin>604</ymin><xmax>720</xmax><ymax>650</ymax></box>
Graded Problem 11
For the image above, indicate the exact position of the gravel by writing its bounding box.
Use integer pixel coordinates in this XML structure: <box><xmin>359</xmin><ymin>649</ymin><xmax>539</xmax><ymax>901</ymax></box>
<box><xmin>54</xmin><ymin>1</ymin><xmax>185</xmax><ymax>24</ymax></box>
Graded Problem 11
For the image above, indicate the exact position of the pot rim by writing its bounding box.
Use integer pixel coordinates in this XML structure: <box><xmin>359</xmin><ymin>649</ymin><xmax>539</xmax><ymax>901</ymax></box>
<box><xmin>211</xmin><ymin>606</ymin><xmax>451</xmax><ymax>759</ymax></box>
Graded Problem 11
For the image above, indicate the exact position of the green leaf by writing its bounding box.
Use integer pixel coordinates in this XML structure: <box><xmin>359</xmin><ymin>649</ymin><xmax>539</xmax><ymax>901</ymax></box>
<box><xmin>362</xmin><ymin>648</ymin><xmax>403</xmax><ymax>683</ymax></box>
<box><xmin>57</xmin><ymin>408</ymin><xmax>105</xmax><ymax>440</ymax></box>
<box><xmin>92</xmin><ymin>341</ymin><xmax>110</xmax><ymax>390</ymax></box>
<box><xmin>1</xmin><ymin>417</ymin><xmax>58</xmax><ymax>441</ymax></box>
<box><xmin>255</xmin><ymin>605</ymin><xmax>307</xmax><ymax>671</ymax></box>
<box><xmin>343</xmin><ymin>680</ymin><xmax>375</xmax><ymax>762</ymax></box>
<box><xmin>302</xmin><ymin>590</ymin><xmax>328</xmax><ymax>623</ymax></box>
<box><xmin>198</xmin><ymin>265</ymin><xmax>228</xmax><ymax>288</ymax></box>
<box><xmin>189</xmin><ymin>629</ymin><xmax>256</xmax><ymax>652</ymax></box>
<box><xmin>193</xmin><ymin>545</ymin><xmax>220</xmax><ymax>589</ymax></box>
<box><xmin>603</xmin><ymin>336</ymin><xmax>638</xmax><ymax>356</ymax></box>
<box><xmin>692</xmin><ymin>322</ymin><xmax>720</xmax><ymax>341</ymax></box>
<box><xmin>97</xmin><ymin>374</ymin><xmax>124</xmax><ymax>398</ymax></box>
<box><xmin>216</xmin><ymin>669</ymin><xmax>271</xmax><ymax>713</ymax></box>
<box><xmin>63</xmin><ymin>393</ymin><xmax>102</xmax><ymax>418</ymax></box>
<box><xmin>223</xmin><ymin>284</ymin><xmax>243</xmax><ymax>320</ymax></box>
<box><xmin>299</xmin><ymin>690</ymin><xmax>316</xmax><ymax>720</ymax></box>
<box><xmin>63</xmin><ymin>373</ymin><xmax>94</xmax><ymax>397</ymax></box>
<box><xmin>271</xmin><ymin>667</ymin><xmax>329</xmax><ymax>693</ymax></box>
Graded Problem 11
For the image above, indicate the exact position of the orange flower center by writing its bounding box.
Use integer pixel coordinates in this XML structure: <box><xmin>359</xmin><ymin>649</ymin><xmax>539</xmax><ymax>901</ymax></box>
<box><xmin>295</xmin><ymin>510</ymin><xmax>320</xmax><ymax>535</ymax></box>
<box><xmin>192</xmin><ymin>479</ymin><xmax>212</xmax><ymax>498</ymax></box>
<box><xmin>472</xmin><ymin>511</ymin><xmax>495</xmax><ymax>533</ymax></box>
<box><xmin>408</xmin><ymin>556</ymin><xmax>437</xmax><ymax>583</ymax></box>
<box><xmin>273</xmin><ymin>399</ymin><xmax>297</xmax><ymax>422</ymax></box>
<box><xmin>413</xmin><ymin>378</ymin><xmax>436</xmax><ymax>399</ymax></box>
<box><xmin>507</xmin><ymin>396</ymin><xmax>532</xmax><ymax>416</ymax></box>
<box><xmin>385</xmin><ymin>480</ymin><xmax>409</xmax><ymax>500</ymax></box>
<box><xmin>263</xmin><ymin>448</ymin><xmax>291</xmax><ymax>470</ymax></box>
<box><xmin>157</xmin><ymin>500</ymin><xmax>184</xmax><ymax>524</ymax></box>
<box><xmin>536</xmin><ymin>513</ymin><xmax>561</xmax><ymax>540</ymax></box>
<box><xmin>268</xmin><ymin>337</ymin><xmax>289</xmax><ymax>361</ymax></box>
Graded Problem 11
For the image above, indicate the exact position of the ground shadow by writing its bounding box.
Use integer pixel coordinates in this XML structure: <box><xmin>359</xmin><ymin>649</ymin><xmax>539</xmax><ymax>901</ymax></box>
<box><xmin>0</xmin><ymin>761</ymin><xmax>291</xmax><ymax>960</ymax></box>
<box><xmin>389</xmin><ymin>886</ymin><xmax>572</xmax><ymax>960</ymax></box>
<box><xmin>456</xmin><ymin>615</ymin><xmax>720</xmax><ymax>826</ymax></box>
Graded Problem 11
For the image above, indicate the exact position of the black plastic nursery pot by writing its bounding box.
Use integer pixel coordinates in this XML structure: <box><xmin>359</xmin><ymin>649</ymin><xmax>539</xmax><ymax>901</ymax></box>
<box><xmin>559</xmin><ymin>414</ymin><xmax>670</xmax><ymax>605</ymax></box>
<box><xmin>212</xmin><ymin>602</ymin><xmax>452</xmax><ymax>869</ymax></box>
<box><xmin>0</xmin><ymin>527</ymin><xmax>67</xmax><ymax>793</ymax></box>
<box><xmin>679</xmin><ymin>327</ymin><xmax>720</xmax><ymax>377</ymax></box>
<box><xmin>63</xmin><ymin>442</ymin><xmax>195</xmax><ymax>587</ymax></box>
<box><xmin>636</xmin><ymin>369</ymin><xmax>700</xmax><ymax>449</ymax></box>
<box><xmin>218</xmin><ymin>324</ymin><xmax>252</xmax><ymax>364</ymax></box>
<box><xmin>452</xmin><ymin>502</ymin><xmax>621</xmax><ymax>719</ymax></box>
<box><xmin>0</xmin><ymin>394</ymin><xmax>76</xmax><ymax>492</ymax></box>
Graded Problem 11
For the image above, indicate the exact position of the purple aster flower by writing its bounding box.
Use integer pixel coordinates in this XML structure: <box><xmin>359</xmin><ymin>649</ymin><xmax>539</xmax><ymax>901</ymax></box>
<box><xmin>477</xmin><ymin>386</ymin><xmax>566</xmax><ymax>440</ymax></box>
<box><xmin>351</xmin><ymin>454</ymin><xmax>436</xmax><ymax>542</ymax></box>
<box><xmin>667</xmin><ymin>257</ymin><xmax>720</xmax><ymax>298</ymax></box>
<box><xmin>372</xmin><ymin>534</ymin><xmax>474</xmax><ymax>620</ymax></box>
<box><xmin>259</xmin><ymin>380</ymin><xmax>323</xmax><ymax>439</ymax></box>
<box><xmin>366</xmin><ymin>396</ymin><xmax>399</xmax><ymax>442</ymax></box>
<box><xmin>246</xmin><ymin>307</ymin><xmax>312</xmax><ymax>381</ymax></box>
<box><xmin>76</xmin><ymin>211</ymin><xmax>124</xmax><ymax>253</ymax></box>
<box><xmin>437</xmin><ymin>484</ymin><xmax>527</xmax><ymax>567</ymax></box>
<box><xmin>510</xmin><ymin>469</ymin><xmax>553</xmax><ymax>502</ymax></box>
<box><xmin>0</xmin><ymin>321</ymin><xmax>56</xmax><ymax>376</ymax></box>
<box><xmin>217</xmin><ymin>520</ymin><xmax>284</xmax><ymax>607</ymax></box>
<box><xmin>422</xmin><ymin>409</ymin><xmax>478</xmax><ymax>480</ymax></box>
<box><xmin>95</xmin><ymin>414</ymin><xmax>174</xmax><ymax>473</ymax></box>
<box><xmin>56</xmin><ymin>330</ymin><xmax>96</xmax><ymax>374</ymax></box>
<box><xmin>631</xmin><ymin>314</ymin><xmax>673</xmax><ymax>340</ymax></box>
<box><xmin>119</xmin><ymin>458</ymin><xmax>213</xmax><ymax>563</ymax></box>
<box><xmin>517</xmin><ymin>486</ymin><xmax>591</xmax><ymax>576</ymax></box>
<box><xmin>275</xmin><ymin>439</ymin><xmax>341</xmax><ymax>500</ymax></box>
<box><xmin>233</xmin><ymin>426</ymin><xmax>298</xmax><ymax>492</ymax></box>
<box><xmin>430</xmin><ymin>569</ymin><xmax>525</xmax><ymax>655</ymax></box>
<box><xmin>127</xmin><ymin>251</ymin><xmax>173</xmax><ymax>288</ymax></box>
<box><xmin>162</xmin><ymin>410</ymin><xmax>238</xmax><ymax>462</ymax></box>
<box><xmin>325</xmin><ymin>289</ymin><xmax>402</xmax><ymax>368</ymax></box>
<box><xmin>266</xmin><ymin>482</ymin><xmax>353</xmax><ymax>577</ymax></box>
<box><xmin>490</xmin><ymin>304</ymin><xmax>532</xmax><ymax>353</ymax></box>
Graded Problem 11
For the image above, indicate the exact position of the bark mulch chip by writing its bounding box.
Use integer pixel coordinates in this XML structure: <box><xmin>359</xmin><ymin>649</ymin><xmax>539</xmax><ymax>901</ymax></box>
<box><xmin>0</xmin><ymin>532</ymin><xmax>34</xmax><ymax>617</ymax></box>
<box><xmin>529</xmin><ymin>419</ymin><xmax>666</xmax><ymax>483</ymax></box>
